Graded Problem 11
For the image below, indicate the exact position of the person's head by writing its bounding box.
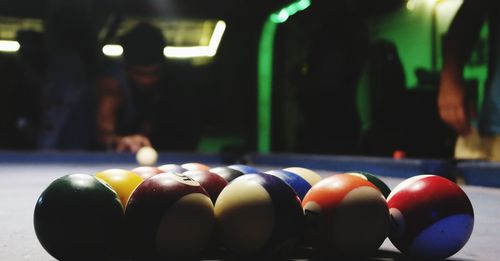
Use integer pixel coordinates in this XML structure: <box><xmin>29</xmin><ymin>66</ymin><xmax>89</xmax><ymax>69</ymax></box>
<box><xmin>120</xmin><ymin>22</ymin><xmax>166</xmax><ymax>87</ymax></box>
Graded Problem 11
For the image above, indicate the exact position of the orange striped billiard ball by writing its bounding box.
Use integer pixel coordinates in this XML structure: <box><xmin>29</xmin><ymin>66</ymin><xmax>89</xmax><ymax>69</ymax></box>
<box><xmin>302</xmin><ymin>174</ymin><xmax>389</xmax><ymax>258</ymax></box>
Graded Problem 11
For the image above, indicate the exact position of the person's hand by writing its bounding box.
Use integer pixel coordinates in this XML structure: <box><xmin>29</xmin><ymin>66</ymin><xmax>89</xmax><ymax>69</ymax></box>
<box><xmin>115</xmin><ymin>135</ymin><xmax>151</xmax><ymax>153</ymax></box>
<box><xmin>438</xmin><ymin>77</ymin><xmax>471</xmax><ymax>135</ymax></box>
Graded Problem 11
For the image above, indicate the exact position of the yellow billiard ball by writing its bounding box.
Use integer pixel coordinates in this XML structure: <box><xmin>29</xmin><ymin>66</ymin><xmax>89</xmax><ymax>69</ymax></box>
<box><xmin>96</xmin><ymin>169</ymin><xmax>143</xmax><ymax>208</ymax></box>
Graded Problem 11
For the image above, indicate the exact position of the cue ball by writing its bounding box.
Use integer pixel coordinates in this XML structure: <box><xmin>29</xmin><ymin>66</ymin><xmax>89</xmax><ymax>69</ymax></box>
<box><xmin>302</xmin><ymin>174</ymin><xmax>389</xmax><ymax>258</ymax></box>
<box><xmin>387</xmin><ymin>175</ymin><xmax>474</xmax><ymax>260</ymax></box>
<box><xmin>34</xmin><ymin>174</ymin><xmax>124</xmax><ymax>260</ymax></box>
<box><xmin>136</xmin><ymin>146</ymin><xmax>158</xmax><ymax>166</ymax></box>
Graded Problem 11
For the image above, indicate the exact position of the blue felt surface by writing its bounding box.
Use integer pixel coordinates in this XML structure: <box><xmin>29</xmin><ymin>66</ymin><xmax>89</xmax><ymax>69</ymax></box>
<box><xmin>0</xmin><ymin>152</ymin><xmax>498</xmax><ymax>260</ymax></box>
<box><xmin>458</xmin><ymin>161</ymin><xmax>500</xmax><ymax>187</ymax></box>
<box><xmin>249</xmin><ymin>153</ymin><xmax>455</xmax><ymax>179</ymax></box>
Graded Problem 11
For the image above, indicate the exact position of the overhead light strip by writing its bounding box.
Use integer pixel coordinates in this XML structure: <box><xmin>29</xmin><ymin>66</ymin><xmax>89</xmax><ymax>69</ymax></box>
<box><xmin>0</xmin><ymin>40</ymin><xmax>20</xmax><ymax>52</ymax></box>
<box><xmin>102</xmin><ymin>20</ymin><xmax>227</xmax><ymax>59</ymax></box>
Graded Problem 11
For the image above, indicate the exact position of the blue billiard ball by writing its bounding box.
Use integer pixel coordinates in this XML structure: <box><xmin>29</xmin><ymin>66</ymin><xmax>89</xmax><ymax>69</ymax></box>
<box><xmin>227</xmin><ymin>164</ymin><xmax>260</xmax><ymax>174</ymax></box>
<box><xmin>265</xmin><ymin>170</ymin><xmax>311</xmax><ymax>200</ymax></box>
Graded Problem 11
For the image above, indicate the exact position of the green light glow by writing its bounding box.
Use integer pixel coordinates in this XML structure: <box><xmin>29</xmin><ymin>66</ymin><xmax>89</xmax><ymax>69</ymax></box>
<box><xmin>257</xmin><ymin>0</ymin><xmax>311</xmax><ymax>153</ymax></box>
<box><xmin>257</xmin><ymin>20</ymin><xmax>278</xmax><ymax>153</ymax></box>
<box><xmin>270</xmin><ymin>0</ymin><xmax>311</xmax><ymax>23</ymax></box>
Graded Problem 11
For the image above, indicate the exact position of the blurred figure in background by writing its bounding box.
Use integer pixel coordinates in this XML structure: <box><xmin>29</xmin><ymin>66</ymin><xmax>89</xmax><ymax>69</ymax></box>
<box><xmin>0</xmin><ymin>30</ymin><xmax>45</xmax><ymax>149</ymax></box>
<box><xmin>438</xmin><ymin>0</ymin><xmax>500</xmax><ymax>160</ymax></box>
<box><xmin>37</xmin><ymin>0</ymin><xmax>105</xmax><ymax>150</ymax></box>
<box><xmin>97</xmin><ymin>22</ymin><xmax>200</xmax><ymax>152</ymax></box>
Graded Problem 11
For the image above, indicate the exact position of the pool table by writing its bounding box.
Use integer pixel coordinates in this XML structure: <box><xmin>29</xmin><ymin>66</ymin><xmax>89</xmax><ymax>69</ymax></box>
<box><xmin>0</xmin><ymin>151</ymin><xmax>498</xmax><ymax>260</ymax></box>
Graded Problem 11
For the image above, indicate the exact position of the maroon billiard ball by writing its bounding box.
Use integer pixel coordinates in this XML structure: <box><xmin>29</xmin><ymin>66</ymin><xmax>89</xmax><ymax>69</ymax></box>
<box><xmin>125</xmin><ymin>173</ymin><xmax>214</xmax><ymax>260</ymax></box>
<box><xmin>387</xmin><ymin>175</ymin><xmax>474</xmax><ymax>260</ymax></box>
<box><xmin>182</xmin><ymin>170</ymin><xmax>228</xmax><ymax>204</ymax></box>
<box><xmin>131</xmin><ymin>166</ymin><xmax>164</xmax><ymax>179</ymax></box>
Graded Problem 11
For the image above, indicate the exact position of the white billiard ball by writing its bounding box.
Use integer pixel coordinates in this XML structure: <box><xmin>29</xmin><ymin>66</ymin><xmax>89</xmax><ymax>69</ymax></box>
<box><xmin>136</xmin><ymin>146</ymin><xmax>158</xmax><ymax>166</ymax></box>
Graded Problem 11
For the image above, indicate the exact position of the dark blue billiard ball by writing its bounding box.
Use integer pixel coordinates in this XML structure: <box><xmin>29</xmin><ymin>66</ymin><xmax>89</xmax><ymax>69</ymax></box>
<box><xmin>209</xmin><ymin>166</ymin><xmax>244</xmax><ymax>182</ymax></box>
<box><xmin>227</xmin><ymin>164</ymin><xmax>260</xmax><ymax>174</ymax></box>
<box><xmin>265</xmin><ymin>170</ymin><xmax>311</xmax><ymax>200</ymax></box>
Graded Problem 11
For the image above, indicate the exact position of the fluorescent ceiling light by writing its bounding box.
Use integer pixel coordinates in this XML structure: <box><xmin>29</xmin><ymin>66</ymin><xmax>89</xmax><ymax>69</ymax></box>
<box><xmin>164</xmin><ymin>20</ymin><xmax>226</xmax><ymax>59</ymax></box>
<box><xmin>103</xmin><ymin>20</ymin><xmax>227</xmax><ymax>59</ymax></box>
<box><xmin>102</xmin><ymin>44</ymin><xmax>123</xmax><ymax>57</ymax></box>
<box><xmin>0</xmin><ymin>40</ymin><xmax>20</xmax><ymax>52</ymax></box>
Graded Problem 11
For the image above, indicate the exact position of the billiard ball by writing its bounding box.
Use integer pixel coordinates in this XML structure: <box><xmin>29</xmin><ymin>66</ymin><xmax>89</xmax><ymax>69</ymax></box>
<box><xmin>125</xmin><ymin>173</ymin><xmax>214</xmax><ymax>260</ymax></box>
<box><xmin>283</xmin><ymin>167</ymin><xmax>322</xmax><ymax>186</ymax></box>
<box><xmin>182</xmin><ymin>170</ymin><xmax>228</xmax><ymax>204</ymax></box>
<box><xmin>227</xmin><ymin>164</ymin><xmax>260</xmax><ymax>174</ymax></box>
<box><xmin>95</xmin><ymin>169</ymin><xmax>143</xmax><ymax>208</ymax></box>
<box><xmin>136</xmin><ymin>146</ymin><xmax>158</xmax><ymax>166</ymax></box>
<box><xmin>181</xmin><ymin>162</ymin><xmax>210</xmax><ymax>171</ymax></box>
<box><xmin>34</xmin><ymin>174</ymin><xmax>124</xmax><ymax>260</ymax></box>
<box><xmin>387</xmin><ymin>175</ymin><xmax>474</xmax><ymax>260</ymax></box>
<box><xmin>131</xmin><ymin>166</ymin><xmax>164</xmax><ymax>179</ymax></box>
<box><xmin>214</xmin><ymin>173</ymin><xmax>304</xmax><ymax>258</ymax></box>
<box><xmin>158</xmin><ymin>164</ymin><xmax>186</xmax><ymax>173</ymax></box>
<box><xmin>393</xmin><ymin>150</ymin><xmax>406</xmax><ymax>160</ymax></box>
<box><xmin>345</xmin><ymin>171</ymin><xmax>391</xmax><ymax>198</ymax></box>
<box><xmin>265</xmin><ymin>169</ymin><xmax>311</xmax><ymax>200</ymax></box>
<box><xmin>209</xmin><ymin>166</ymin><xmax>244</xmax><ymax>182</ymax></box>
<box><xmin>302</xmin><ymin>174</ymin><xmax>389</xmax><ymax>258</ymax></box>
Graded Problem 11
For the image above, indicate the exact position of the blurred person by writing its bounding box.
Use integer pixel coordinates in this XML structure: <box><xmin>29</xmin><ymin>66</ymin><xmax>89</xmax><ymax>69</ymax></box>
<box><xmin>438</xmin><ymin>0</ymin><xmax>500</xmax><ymax>160</ymax></box>
<box><xmin>97</xmin><ymin>22</ymin><xmax>200</xmax><ymax>152</ymax></box>
<box><xmin>36</xmin><ymin>0</ymin><xmax>115</xmax><ymax>150</ymax></box>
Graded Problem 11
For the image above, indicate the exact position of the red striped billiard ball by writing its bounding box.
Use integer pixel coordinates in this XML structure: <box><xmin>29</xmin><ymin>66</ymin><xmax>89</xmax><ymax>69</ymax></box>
<box><xmin>387</xmin><ymin>175</ymin><xmax>474</xmax><ymax>260</ymax></box>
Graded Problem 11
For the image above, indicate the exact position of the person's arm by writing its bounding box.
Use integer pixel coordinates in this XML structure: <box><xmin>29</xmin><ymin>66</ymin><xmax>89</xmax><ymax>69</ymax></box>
<box><xmin>438</xmin><ymin>0</ymin><xmax>489</xmax><ymax>135</ymax></box>
<box><xmin>96</xmin><ymin>77</ymin><xmax>152</xmax><ymax>152</ymax></box>
<box><xmin>96</xmin><ymin>77</ymin><xmax>122</xmax><ymax>149</ymax></box>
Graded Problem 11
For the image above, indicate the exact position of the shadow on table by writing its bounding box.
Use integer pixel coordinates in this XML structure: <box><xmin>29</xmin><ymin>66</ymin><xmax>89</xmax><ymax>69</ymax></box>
<box><xmin>197</xmin><ymin>246</ymin><xmax>475</xmax><ymax>261</ymax></box>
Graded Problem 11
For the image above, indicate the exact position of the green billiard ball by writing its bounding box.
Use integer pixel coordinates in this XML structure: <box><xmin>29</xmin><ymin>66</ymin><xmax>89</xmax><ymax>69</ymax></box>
<box><xmin>346</xmin><ymin>171</ymin><xmax>391</xmax><ymax>198</ymax></box>
<box><xmin>34</xmin><ymin>174</ymin><xmax>124</xmax><ymax>260</ymax></box>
